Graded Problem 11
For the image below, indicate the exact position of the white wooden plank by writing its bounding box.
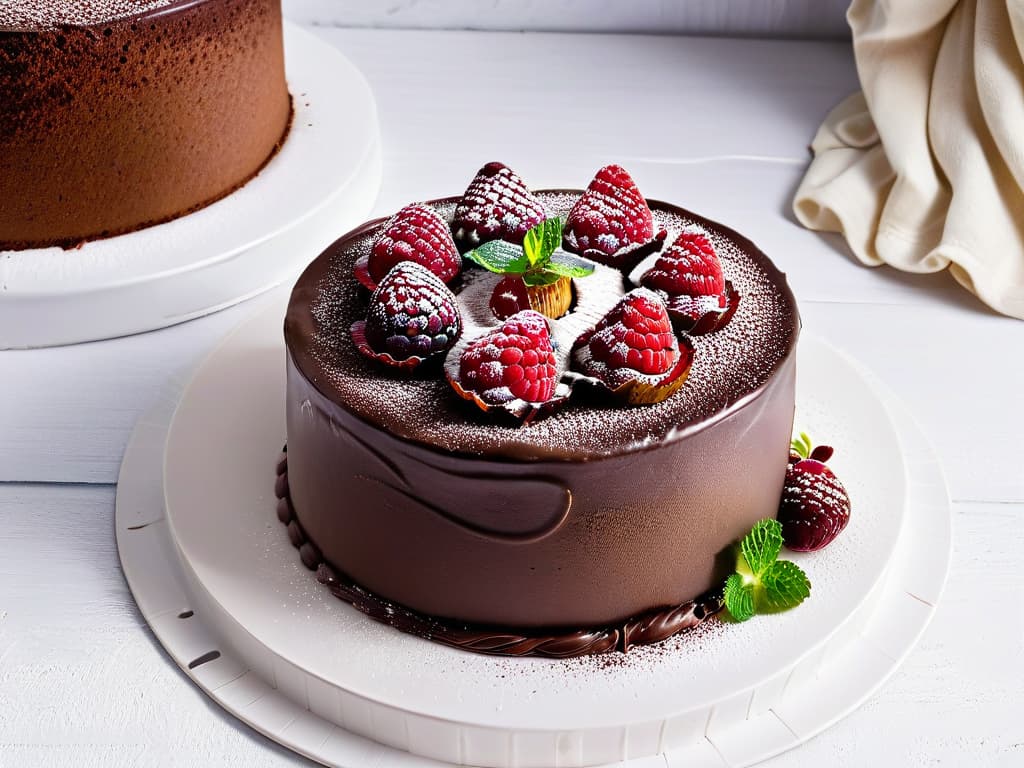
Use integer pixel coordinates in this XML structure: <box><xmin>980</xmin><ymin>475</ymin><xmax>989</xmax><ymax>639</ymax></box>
<box><xmin>0</xmin><ymin>287</ymin><xmax>285</xmax><ymax>485</ymax></box>
<box><xmin>283</xmin><ymin>0</ymin><xmax>851</xmax><ymax>39</ymax></box>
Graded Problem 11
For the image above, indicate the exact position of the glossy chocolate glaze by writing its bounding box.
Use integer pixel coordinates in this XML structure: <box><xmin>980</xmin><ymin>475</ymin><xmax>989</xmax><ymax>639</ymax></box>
<box><xmin>284</xmin><ymin>192</ymin><xmax>799</xmax><ymax>634</ymax></box>
<box><xmin>0</xmin><ymin>0</ymin><xmax>291</xmax><ymax>250</ymax></box>
<box><xmin>275</xmin><ymin>451</ymin><xmax>723</xmax><ymax>658</ymax></box>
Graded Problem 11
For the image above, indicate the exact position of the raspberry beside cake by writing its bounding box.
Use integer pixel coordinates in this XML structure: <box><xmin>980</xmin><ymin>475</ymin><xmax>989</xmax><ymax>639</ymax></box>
<box><xmin>0</xmin><ymin>0</ymin><xmax>291</xmax><ymax>251</ymax></box>
<box><xmin>280</xmin><ymin>164</ymin><xmax>800</xmax><ymax>657</ymax></box>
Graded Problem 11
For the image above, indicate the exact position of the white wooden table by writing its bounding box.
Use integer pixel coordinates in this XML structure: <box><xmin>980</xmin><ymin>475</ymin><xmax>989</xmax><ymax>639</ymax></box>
<box><xmin>2</xmin><ymin>25</ymin><xmax>1021</xmax><ymax>768</ymax></box>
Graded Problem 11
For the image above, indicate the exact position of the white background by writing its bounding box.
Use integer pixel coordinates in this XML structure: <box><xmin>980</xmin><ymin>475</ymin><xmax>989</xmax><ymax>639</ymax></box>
<box><xmin>283</xmin><ymin>0</ymin><xmax>852</xmax><ymax>38</ymax></box>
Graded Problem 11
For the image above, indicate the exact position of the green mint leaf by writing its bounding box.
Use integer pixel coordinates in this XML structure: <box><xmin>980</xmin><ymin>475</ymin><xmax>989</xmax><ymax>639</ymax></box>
<box><xmin>760</xmin><ymin>560</ymin><xmax>811</xmax><ymax>612</ymax></box>
<box><xmin>522</xmin><ymin>270</ymin><xmax>564</xmax><ymax>287</ymax></box>
<box><xmin>464</xmin><ymin>240</ymin><xmax>529</xmax><ymax>275</ymax></box>
<box><xmin>522</xmin><ymin>217</ymin><xmax>564</xmax><ymax>268</ymax></box>
<box><xmin>545</xmin><ymin>250</ymin><xmax>596</xmax><ymax>279</ymax></box>
<box><xmin>740</xmin><ymin>519</ymin><xmax>783</xmax><ymax>577</ymax></box>
<box><xmin>790</xmin><ymin>431</ymin><xmax>812</xmax><ymax>459</ymax></box>
<box><xmin>724</xmin><ymin>573</ymin><xmax>755</xmax><ymax>622</ymax></box>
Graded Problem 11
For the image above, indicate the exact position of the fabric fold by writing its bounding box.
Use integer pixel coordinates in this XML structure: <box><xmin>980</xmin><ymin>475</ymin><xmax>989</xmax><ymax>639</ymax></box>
<box><xmin>794</xmin><ymin>0</ymin><xmax>1024</xmax><ymax>319</ymax></box>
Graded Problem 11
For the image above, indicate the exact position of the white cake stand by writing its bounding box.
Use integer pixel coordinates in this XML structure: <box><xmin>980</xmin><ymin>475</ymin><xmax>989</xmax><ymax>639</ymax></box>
<box><xmin>116</xmin><ymin>297</ymin><xmax>951</xmax><ymax>768</ymax></box>
<box><xmin>0</xmin><ymin>24</ymin><xmax>381</xmax><ymax>350</ymax></box>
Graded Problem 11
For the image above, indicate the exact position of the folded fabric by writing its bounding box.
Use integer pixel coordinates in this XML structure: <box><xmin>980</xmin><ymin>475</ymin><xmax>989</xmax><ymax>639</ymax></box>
<box><xmin>794</xmin><ymin>0</ymin><xmax>1024</xmax><ymax>319</ymax></box>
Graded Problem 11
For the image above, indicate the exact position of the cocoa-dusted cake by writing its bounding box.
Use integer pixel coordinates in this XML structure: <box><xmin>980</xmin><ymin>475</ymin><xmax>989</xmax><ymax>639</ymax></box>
<box><xmin>279</xmin><ymin>163</ymin><xmax>801</xmax><ymax>657</ymax></box>
<box><xmin>0</xmin><ymin>0</ymin><xmax>291</xmax><ymax>251</ymax></box>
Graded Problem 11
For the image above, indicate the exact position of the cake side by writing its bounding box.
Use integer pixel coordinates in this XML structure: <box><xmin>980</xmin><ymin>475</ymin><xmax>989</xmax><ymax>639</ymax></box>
<box><xmin>285</xmin><ymin>346</ymin><xmax>796</xmax><ymax>628</ymax></box>
<box><xmin>0</xmin><ymin>0</ymin><xmax>292</xmax><ymax>250</ymax></box>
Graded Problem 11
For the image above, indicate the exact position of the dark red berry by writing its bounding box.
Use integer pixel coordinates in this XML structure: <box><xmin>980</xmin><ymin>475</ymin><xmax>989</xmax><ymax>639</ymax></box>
<box><xmin>452</xmin><ymin>162</ymin><xmax>548</xmax><ymax>248</ymax></box>
<box><xmin>778</xmin><ymin>448</ymin><xmax>851</xmax><ymax>552</ymax></box>
<box><xmin>351</xmin><ymin>262</ymin><xmax>461</xmax><ymax>367</ymax></box>
<box><xmin>458</xmin><ymin>311</ymin><xmax>557</xmax><ymax>404</ymax></box>
<box><xmin>562</xmin><ymin>165</ymin><xmax>654</xmax><ymax>267</ymax></box>
<box><xmin>489</xmin><ymin>275</ymin><xmax>531</xmax><ymax>320</ymax></box>
<box><xmin>363</xmin><ymin>204</ymin><xmax>461</xmax><ymax>290</ymax></box>
<box><xmin>573</xmin><ymin>288</ymin><xmax>680</xmax><ymax>389</ymax></box>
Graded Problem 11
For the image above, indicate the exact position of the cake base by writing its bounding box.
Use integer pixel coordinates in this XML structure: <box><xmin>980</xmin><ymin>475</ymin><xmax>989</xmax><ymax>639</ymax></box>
<box><xmin>0</xmin><ymin>24</ymin><xmax>381</xmax><ymax>350</ymax></box>
<box><xmin>115</xmin><ymin>297</ymin><xmax>950</xmax><ymax>768</ymax></box>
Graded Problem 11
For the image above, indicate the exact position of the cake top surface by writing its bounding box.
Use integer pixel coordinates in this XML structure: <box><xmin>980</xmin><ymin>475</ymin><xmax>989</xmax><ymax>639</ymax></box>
<box><xmin>286</xmin><ymin>190</ymin><xmax>799</xmax><ymax>462</ymax></box>
<box><xmin>0</xmin><ymin>0</ymin><xmax>190</xmax><ymax>29</ymax></box>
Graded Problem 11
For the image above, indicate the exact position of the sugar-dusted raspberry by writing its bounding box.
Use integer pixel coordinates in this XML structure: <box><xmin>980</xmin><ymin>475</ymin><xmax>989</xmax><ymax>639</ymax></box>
<box><xmin>574</xmin><ymin>288</ymin><xmax>679</xmax><ymax>388</ymax></box>
<box><xmin>778</xmin><ymin>441</ymin><xmax>852</xmax><ymax>552</ymax></box>
<box><xmin>458</xmin><ymin>310</ymin><xmax>557</xmax><ymax>404</ymax></box>
<box><xmin>361</xmin><ymin>203</ymin><xmax>461</xmax><ymax>290</ymax></box>
<box><xmin>562</xmin><ymin>164</ymin><xmax>654</xmax><ymax>267</ymax></box>
<box><xmin>452</xmin><ymin>162</ymin><xmax>548</xmax><ymax>248</ymax></box>
<box><xmin>351</xmin><ymin>261</ymin><xmax>461</xmax><ymax>368</ymax></box>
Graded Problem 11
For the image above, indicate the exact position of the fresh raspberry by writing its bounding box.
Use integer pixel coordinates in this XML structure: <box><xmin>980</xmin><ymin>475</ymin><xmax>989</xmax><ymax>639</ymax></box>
<box><xmin>458</xmin><ymin>310</ymin><xmax>557</xmax><ymax>404</ymax></box>
<box><xmin>778</xmin><ymin>444</ymin><xmax>851</xmax><ymax>552</ymax></box>
<box><xmin>363</xmin><ymin>204</ymin><xmax>461</xmax><ymax>289</ymax></box>
<box><xmin>642</xmin><ymin>228</ymin><xmax>725</xmax><ymax>299</ymax></box>
<box><xmin>489</xmin><ymin>275</ymin><xmax>531</xmax><ymax>320</ymax></box>
<box><xmin>352</xmin><ymin>261</ymin><xmax>461</xmax><ymax>365</ymax></box>
<box><xmin>452</xmin><ymin>162</ymin><xmax>548</xmax><ymax>247</ymax></box>
<box><xmin>562</xmin><ymin>165</ymin><xmax>654</xmax><ymax>267</ymax></box>
<box><xmin>573</xmin><ymin>288</ymin><xmax>679</xmax><ymax>389</ymax></box>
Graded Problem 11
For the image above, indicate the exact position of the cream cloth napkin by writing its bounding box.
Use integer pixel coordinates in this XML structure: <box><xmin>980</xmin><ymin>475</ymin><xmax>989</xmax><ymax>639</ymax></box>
<box><xmin>793</xmin><ymin>0</ymin><xmax>1024</xmax><ymax>319</ymax></box>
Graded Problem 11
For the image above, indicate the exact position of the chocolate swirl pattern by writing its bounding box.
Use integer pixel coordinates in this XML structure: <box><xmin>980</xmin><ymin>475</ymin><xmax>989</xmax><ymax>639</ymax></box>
<box><xmin>275</xmin><ymin>451</ymin><xmax>723</xmax><ymax>658</ymax></box>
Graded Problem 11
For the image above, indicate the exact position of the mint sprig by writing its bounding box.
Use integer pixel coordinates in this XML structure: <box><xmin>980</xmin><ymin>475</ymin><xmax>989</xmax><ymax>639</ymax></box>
<box><xmin>791</xmin><ymin>431</ymin><xmax>813</xmax><ymax>459</ymax></box>
<box><xmin>464</xmin><ymin>217</ymin><xmax>595</xmax><ymax>285</ymax></box>
<box><xmin>724</xmin><ymin>519</ymin><xmax>811</xmax><ymax>622</ymax></box>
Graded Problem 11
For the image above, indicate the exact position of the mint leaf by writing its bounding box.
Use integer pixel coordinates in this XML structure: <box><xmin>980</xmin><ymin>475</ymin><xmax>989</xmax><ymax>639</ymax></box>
<box><xmin>760</xmin><ymin>560</ymin><xmax>811</xmax><ymax>612</ymax></box>
<box><xmin>464</xmin><ymin>240</ymin><xmax>529</xmax><ymax>275</ymax></box>
<box><xmin>740</xmin><ymin>519</ymin><xmax>783</xmax><ymax>577</ymax></box>
<box><xmin>522</xmin><ymin>270</ymin><xmax>564</xmax><ymax>287</ymax></box>
<box><xmin>523</xmin><ymin>217</ymin><xmax>563</xmax><ymax>268</ymax></box>
<box><xmin>721</xmin><ymin>519</ymin><xmax>811</xmax><ymax>622</ymax></box>
<box><xmin>545</xmin><ymin>250</ymin><xmax>596</xmax><ymax>279</ymax></box>
<box><xmin>790</xmin><ymin>431</ymin><xmax>812</xmax><ymax>459</ymax></box>
<box><xmin>724</xmin><ymin>573</ymin><xmax>755</xmax><ymax>622</ymax></box>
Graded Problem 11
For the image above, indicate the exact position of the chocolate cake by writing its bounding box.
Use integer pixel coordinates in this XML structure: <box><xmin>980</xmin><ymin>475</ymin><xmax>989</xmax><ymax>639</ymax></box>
<box><xmin>0</xmin><ymin>0</ymin><xmax>291</xmax><ymax>251</ymax></box>
<box><xmin>281</xmin><ymin>164</ymin><xmax>800</xmax><ymax>657</ymax></box>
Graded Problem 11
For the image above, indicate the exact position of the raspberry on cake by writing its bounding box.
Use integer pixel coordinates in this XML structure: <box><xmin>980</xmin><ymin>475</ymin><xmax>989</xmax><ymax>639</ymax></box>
<box><xmin>562</xmin><ymin>164</ymin><xmax>656</xmax><ymax>268</ymax></box>
<box><xmin>632</xmin><ymin>226</ymin><xmax>741</xmax><ymax>334</ymax></box>
<box><xmin>355</xmin><ymin>204</ymin><xmax>462</xmax><ymax>291</ymax></box>
<box><xmin>350</xmin><ymin>262</ymin><xmax>462</xmax><ymax>370</ymax></box>
<box><xmin>447</xmin><ymin>310</ymin><xmax>569</xmax><ymax>421</ymax></box>
<box><xmin>452</xmin><ymin>162</ymin><xmax>549</xmax><ymax>248</ymax></box>
<box><xmin>572</xmin><ymin>288</ymin><xmax>694</xmax><ymax>404</ymax></box>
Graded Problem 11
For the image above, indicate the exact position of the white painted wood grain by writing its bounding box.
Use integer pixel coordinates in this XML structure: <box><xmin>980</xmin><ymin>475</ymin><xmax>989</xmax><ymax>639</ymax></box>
<box><xmin>1</xmin><ymin>485</ymin><xmax>1018</xmax><ymax>766</ymax></box>
<box><xmin>283</xmin><ymin>0</ymin><xmax>852</xmax><ymax>39</ymax></box>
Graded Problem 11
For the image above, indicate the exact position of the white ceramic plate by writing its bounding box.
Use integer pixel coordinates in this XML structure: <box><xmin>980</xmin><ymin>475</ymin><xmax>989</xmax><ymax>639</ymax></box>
<box><xmin>117</xmin><ymin>297</ymin><xmax>950</xmax><ymax>768</ymax></box>
<box><xmin>0</xmin><ymin>24</ymin><xmax>381</xmax><ymax>349</ymax></box>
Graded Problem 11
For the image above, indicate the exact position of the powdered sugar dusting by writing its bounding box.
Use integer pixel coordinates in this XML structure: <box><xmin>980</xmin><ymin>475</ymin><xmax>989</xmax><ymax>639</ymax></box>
<box><xmin>301</xmin><ymin>192</ymin><xmax>798</xmax><ymax>460</ymax></box>
<box><xmin>0</xmin><ymin>0</ymin><xmax>182</xmax><ymax>29</ymax></box>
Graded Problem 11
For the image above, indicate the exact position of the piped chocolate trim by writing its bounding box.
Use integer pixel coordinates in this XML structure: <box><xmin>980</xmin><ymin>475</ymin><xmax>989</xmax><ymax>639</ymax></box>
<box><xmin>275</xmin><ymin>449</ymin><xmax>723</xmax><ymax>658</ymax></box>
